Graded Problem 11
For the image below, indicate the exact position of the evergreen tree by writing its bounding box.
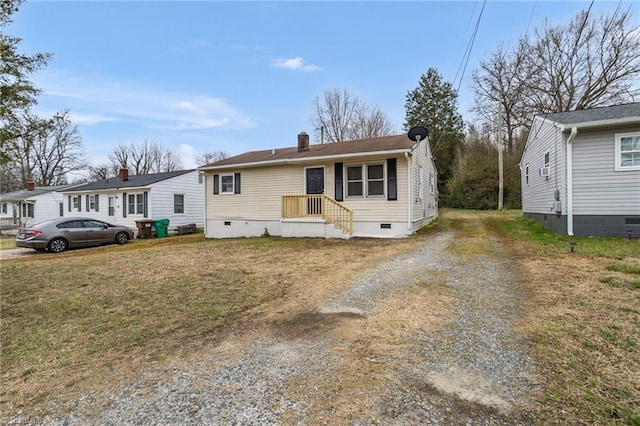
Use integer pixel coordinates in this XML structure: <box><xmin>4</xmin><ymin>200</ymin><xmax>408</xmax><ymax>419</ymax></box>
<box><xmin>404</xmin><ymin>68</ymin><xmax>465</xmax><ymax>206</ymax></box>
<box><xmin>1</xmin><ymin>0</ymin><xmax>51</xmax><ymax>165</ymax></box>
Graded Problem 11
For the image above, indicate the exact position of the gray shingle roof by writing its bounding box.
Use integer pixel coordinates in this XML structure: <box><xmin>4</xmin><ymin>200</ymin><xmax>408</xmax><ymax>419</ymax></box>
<box><xmin>0</xmin><ymin>184</ymin><xmax>78</xmax><ymax>201</ymax></box>
<box><xmin>64</xmin><ymin>169</ymin><xmax>195</xmax><ymax>192</ymax></box>
<box><xmin>542</xmin><ymin>102</ymin><xmax>640</xmax><ymax>125</ymax></box>
<box><xmin>201</xmin><ymin>134</ymin><xmax>415</xmax><ymax>169</ymax></box>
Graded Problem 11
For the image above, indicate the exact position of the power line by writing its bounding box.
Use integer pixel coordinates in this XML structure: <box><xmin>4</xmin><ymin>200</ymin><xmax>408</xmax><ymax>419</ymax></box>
<box><xmin>524</xmin><ymin>0</ymin><xmax>537</xmax><ymax>35</ymax></box>
<box><xmin>452</xmin><ymin>1</ymin><xmax>480</xmax><ymax>85</ymax></box>
<box><xmin>455</xmin><ymin>0</ymin><xmax>486</xmax><ymax>94</ymax></box>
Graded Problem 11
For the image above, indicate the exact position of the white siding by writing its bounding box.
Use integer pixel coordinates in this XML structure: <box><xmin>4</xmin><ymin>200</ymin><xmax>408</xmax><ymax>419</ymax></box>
<box><xmin>409</xmin><ymin>137</ymin><xmax>438</xmax><ymax>230</ymax></box>
<box><xmin>203</xmin><ymin>150</ymin><xmax>436</xmax><ymax>238</ymax></box>
<box><xmin>148</xmin><ymin>170</ymin><xmax>205</xmax><ymax>228</ymax></box>
<box><xmin>205</xmin><ymin>156</ymin><xmax>410</xmax><ymax>224</ymax></box>
<box><xmin>521</xmin><ymin>118</ymin><xmax>567</xmax><ymax>214</ymax></box>
<box><xmin>572</xmin><ymin>127</ymin><xmax>640</xmax><ymax>215</ymax></box>
<box><xmin>61</xmin><ymin>171</ymin><xmax>204</xmax><ymax>232</ymax></box>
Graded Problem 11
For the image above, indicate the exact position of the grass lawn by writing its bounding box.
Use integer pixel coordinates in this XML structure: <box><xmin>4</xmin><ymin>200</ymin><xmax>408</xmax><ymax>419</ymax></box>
<box><xmin>479</xmin><ymin>209</ymin><xmax>640</xmax><ymax>425</ymax></box>
<box><xmin>2</xmin><ymin>210</ymin><xmax>639</xmax><ymax>424</ymax></box>
<box><xmin>0</xmin><ymin>233</ymin><xmax>413</xmax><ymax>419</ymax></box>
<box><xmin>0</xmin><ymin>235</ymin><xmax>17</xmax><ymax>250</ymax></box>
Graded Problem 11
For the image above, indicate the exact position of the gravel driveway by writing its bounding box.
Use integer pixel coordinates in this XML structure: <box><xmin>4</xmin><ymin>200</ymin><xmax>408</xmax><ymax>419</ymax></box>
<box><xmin>17</xmin><ymin>228</ymin><xmax>539</xmax><ymax>425</ymax></box>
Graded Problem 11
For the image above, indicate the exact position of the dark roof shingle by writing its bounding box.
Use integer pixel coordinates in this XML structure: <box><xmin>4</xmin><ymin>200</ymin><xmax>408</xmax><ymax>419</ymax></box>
<box><xmin>65</xmin><ymin>169</ymin><xmax>195</xmax><ymax>192</ymax></box>
<box><xmin>0</xmin><ymin>184</ymin><xmax>78</xmax><ymax>201</ymax></box>
<box><xmin>541</xmin><ymin>102</ymin><xmax>640</xmax><ymax>125</ymax></box>
<box><xmin>202</xmin><ymin>134</ymin><xmax>415</xmax><ymax>168</ymax></box>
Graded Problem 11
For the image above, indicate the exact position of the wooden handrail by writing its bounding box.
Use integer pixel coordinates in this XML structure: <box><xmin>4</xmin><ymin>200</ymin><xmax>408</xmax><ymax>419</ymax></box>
<box><xmin>281</xmin><ymin>195</ymin><xmax>353</xmax><ymax>235</ymax></box>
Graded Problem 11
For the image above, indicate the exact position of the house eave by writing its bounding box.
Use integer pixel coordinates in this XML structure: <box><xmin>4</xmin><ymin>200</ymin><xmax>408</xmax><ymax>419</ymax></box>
<box><xmin>557</xmin><ymin>117</ymin><xmax>640</xmax><ymax>131</ymax></box>
<box><xmin>64</xmin><ymin>186</ymin><xmax>152</xmax><ymax>193</ymax></box>
<box><xmin>198</xmin><ymin>148</ymin><xmax>413</xmax><ymax>172</ymax></box>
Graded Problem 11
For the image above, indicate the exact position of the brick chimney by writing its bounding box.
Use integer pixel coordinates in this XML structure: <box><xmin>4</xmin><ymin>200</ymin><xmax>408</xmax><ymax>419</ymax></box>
<box><xmin>297</xmin><ymin>132</ymin><xmax>309</xmax><ymax>152</ymax></box>
<box><xmin>119</xmin><ymin>168</ymin><xmax>129</xmax><ymax>181</ymax></box>
<box><xmin>26</xmin><ymin>181</ymin><xmax>35</xmax><ymax>191</ymax></box>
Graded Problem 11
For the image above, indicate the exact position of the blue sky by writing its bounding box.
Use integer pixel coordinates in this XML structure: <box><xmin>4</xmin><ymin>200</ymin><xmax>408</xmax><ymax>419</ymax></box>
<box><xmin>9</xmin><ymin>1</ymin><xmax>638</xmax><ymax>172</ymax></box>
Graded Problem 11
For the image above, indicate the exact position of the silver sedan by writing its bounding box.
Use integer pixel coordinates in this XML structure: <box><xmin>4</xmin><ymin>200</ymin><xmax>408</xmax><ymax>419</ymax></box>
<box><xmin>16</xmin><ymin>218</ymin><xmax>134</xmax><ymax>253</ymax></box>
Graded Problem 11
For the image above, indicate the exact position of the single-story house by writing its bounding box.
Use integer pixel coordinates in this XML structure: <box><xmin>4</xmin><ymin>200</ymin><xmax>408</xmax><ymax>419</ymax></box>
<box><xmin>61</xmin><ymin>168</ymin><xmax>204</xmax><ymax>235</ymax></box>
<box><xmin>520</xmin><ymin>102</ymin><xmax>640</xmax><ymax>237</ymax></box>
<box><xmin>198</xmin><ymin>132</ymin><xmax>438</xmax><ymax>239</ymax></box>
<box><xmin>0</xmin><ymin>183</ymin><xmax>78</xmax><ymax>230</ymax></box>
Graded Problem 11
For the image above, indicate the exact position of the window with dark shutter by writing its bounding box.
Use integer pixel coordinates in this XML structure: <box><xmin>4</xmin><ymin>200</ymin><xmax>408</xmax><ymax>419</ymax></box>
<box><xmin>68</xmin><ymin>195</ymin><xmax>72</xmax><ymax>212</ymax></box>
<box><xmin>213</xmin><ymin>174</ymin><xmax>219</xmax><ymax>194</ymax></box>
<box><xmin>334</xmin><ymin>162</ymin><xmax>343</xmax><ymax>201</ymax></box>
<box><xmin>95</xmin><ymin>194</ymin><xmax>99</xmax><ymax>212</ymax></box>
<box><xmin>78</xmin><ymin>195</ymin><xmax>82</xmax><ymax>211</ymax></box>
<box><xmin>122</xmin><ymin>192</ymin><xmax>127</xmax><ymax>217</ymax></box>
<box><xmin>387</xmin><ymin>158</ymin><xmax>397</xmax><ymax>201</ymax></box>
<box><xmin>86</xmin><ymin>195</ymin><xmax>90</xmax><ymax>211</ymax></box>
<box><xmin>234</xmin><ymin>173</ymin><xmax>241</xmax><ymax>194</ymax></box>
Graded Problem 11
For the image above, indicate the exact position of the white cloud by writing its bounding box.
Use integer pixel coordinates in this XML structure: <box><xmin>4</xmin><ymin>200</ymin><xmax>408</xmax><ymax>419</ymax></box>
<box><xmin>270</xmin><ymin>56</ymin><xmax>321</xmax><ymax>72</ymax></box>
<box><xmin>68</xmin><ymin>112</ymin><xmax>117</xmax><ymax>125</ymax></box>
<box><xmin>34</xmin><ymin>70</ymin><xmax>255</xmax><ymax>131</ymax></box>
<box><xmin>178</xmin><ymin>143</ymin><xmax>199</xmax><ymax>169</ymax></box>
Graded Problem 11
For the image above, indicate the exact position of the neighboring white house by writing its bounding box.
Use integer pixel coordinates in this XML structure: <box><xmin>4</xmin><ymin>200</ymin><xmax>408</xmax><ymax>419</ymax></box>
<box><xmin>0</xmin><ymin>183</ymin><xmax>78</xmax><ymax>230</ymax></box>
<box><xmin>198</xmin><ymin>132</ymin><xmax>438</xmax><ymax>239</ymax></box>
<box><xmin>61</xmin><ymin>169</ymin><xmax>205</xmax><ymax>235</ymax></box>
<box><xmin>520</xmin><ymin>102</ymin><xmax>640</xmax><ymax>237</ymax></box>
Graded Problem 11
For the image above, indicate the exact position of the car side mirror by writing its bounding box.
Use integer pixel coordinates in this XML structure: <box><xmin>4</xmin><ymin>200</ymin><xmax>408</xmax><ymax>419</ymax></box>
<box><xmin>103</xmin><ymin>224</ymin><xmax>109</xmax><ymax>229</ymax></box>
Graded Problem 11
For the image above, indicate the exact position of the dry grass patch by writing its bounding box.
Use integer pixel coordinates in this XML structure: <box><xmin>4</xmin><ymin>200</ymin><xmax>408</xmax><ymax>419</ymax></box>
<box><xmin>1</xmin><ymin>234</ymin><xmax>415</xmax><ymax>420</ymax></box>
<box><xmin>488</xmin><ymin>214</ymin><xmax>640</xmax><ymax>425</ymax></box>
<box><xmin>283</xmin><ymin>267</ymin><xmax>458</xmax><ymax>424</ymax></box>
<box><xmin>0</xmin><ymin>235</ymin><xmax>17</xmax><ymax>250</ymax></box>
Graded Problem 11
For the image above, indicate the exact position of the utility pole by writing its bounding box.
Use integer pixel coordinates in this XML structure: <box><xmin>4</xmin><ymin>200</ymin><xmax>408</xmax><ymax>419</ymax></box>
<box><xmin>497</xmin><ymin>101</ymin><xmax>504</xmax><ymax>210</ymax></box>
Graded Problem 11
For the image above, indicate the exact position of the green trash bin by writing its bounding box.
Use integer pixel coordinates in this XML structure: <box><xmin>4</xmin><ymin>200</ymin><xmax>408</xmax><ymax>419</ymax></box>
<box><xmin>153</xmin><ymin>219</ymin><xmax>170</xmax><ymax>238</ymax></box>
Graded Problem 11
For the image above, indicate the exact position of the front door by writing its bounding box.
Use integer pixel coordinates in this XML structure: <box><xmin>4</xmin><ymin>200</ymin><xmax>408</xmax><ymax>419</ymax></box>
<box><xmin>306</xmin><ymin>167</ymin><xmax>324</xmax><ymax>215</ymax></box>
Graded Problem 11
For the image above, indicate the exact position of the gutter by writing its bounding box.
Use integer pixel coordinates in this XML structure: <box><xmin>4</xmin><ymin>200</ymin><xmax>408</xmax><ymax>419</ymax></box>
<box><xmin>565</xmin><ymin>127</ymin><xmax>578</xmax><ymax>236</ymax></box>
<box><xmin>198</xmin><ymin>148</ymin><xmax>413</xmax><ymax>172</ymax></box>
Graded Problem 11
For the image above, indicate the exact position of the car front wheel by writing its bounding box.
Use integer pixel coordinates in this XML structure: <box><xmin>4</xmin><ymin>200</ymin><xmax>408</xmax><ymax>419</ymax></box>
<box><xmin>115</xmin><ymin>232</ymin><xmax>129</xmax><ymax>244</ymax></box>
<box><xmin>48</xmin><ymin>238</ymin><xmax>67</xmax><ymax>253</ymax></box>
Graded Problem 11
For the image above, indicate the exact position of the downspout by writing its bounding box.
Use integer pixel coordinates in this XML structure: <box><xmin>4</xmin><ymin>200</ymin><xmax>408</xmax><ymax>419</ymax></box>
<box><xmin>405</xmin><ymin>152</ymin><xmax>412</xmax><ymax>232</ymax></box>
<box><xmin>202</xmin><ymin>172</ymin><xmax>208</xmax><ymax>237</ymax></box>
<box><xmin>566</xmin><ymin>127</ymin><xmax>578</xmax><ymax>236</ymax></box>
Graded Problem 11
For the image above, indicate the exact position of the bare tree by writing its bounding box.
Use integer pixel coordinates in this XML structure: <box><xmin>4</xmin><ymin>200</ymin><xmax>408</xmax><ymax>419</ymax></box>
<box><xmin>107</xmin><ymin>140</ymin><xmax>183</xmax><ymax>175</ymax></box>
<box><xmin>350</xmin><ymin>105</ymin><xmax>395</xmax><ymax>140</ymax></box>
<box><xmin>86</xmin><ymin>163</ymin><xmax>114</xmax><ymax>181</ymax></box>
<box><xmin>526</xmin><ymin>8</ymin><xmax>640</xmax><ymax>112</ymax></box>
<box><xmin>471</xmin><ymin>7</ymin><xmax>639</xmax><ymax>156</ymax></box>
<box><xmin>471</xmin><ymin>39</ymin><xmax>534</xmax><ymax>152</ymax></box>
<box><xmin>311</xmin><ymin>88</ymin><xmax>394</xmax><ymax>143</ymax></box>
<box><xmin>0</xmin><ymin>111</ymin><xmax>86</xmax><ymax>191</ymax></box>
<box><xmin>195</xmin><ymin>150</ymin><xmax>229</xmax><ymax>166</ymax></box>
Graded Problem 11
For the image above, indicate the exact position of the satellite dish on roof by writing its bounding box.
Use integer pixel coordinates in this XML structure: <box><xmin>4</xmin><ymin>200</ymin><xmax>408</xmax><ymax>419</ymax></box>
<box><xmin>408</xmin><ymin>126</ymin><xmax>429</xmax><ymax>142</ymax></box>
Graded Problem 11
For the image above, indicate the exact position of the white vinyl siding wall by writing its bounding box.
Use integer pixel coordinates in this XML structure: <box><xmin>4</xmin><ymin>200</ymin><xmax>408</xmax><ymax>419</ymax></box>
<box><xmin>149</xmin><ymin>171</ymin><xmax>204</xmax><ymax>228</ymax></box>
<box><xmin>521</xmin><ymin>119</ymin><xmax>567</xmax><ymax>214</ymax></box>
<box><xmin>572</xmin><ymin>128</ymin><xmax>640</xmax><ymax>215</ymax></box>
<box><xmin>60</xmin><ymin>171</ymin><xmax>204</xmax><ymax>231</ymax></box>
<box><xmin>205</xmin><ymin>156</ymin><xmax>410</xmax><ymax>224</ymax></box>
<box><xmin>410</xmin><ymin>138</ymin><xmax>438</xmax><ymax>228</ymax></box>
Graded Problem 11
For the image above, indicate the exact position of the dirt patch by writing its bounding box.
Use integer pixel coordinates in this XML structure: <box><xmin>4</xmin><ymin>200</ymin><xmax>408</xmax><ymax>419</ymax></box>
<box><xmin>270</xmin><ymin>311</ymin><xmax>366</xmax><ymax>340</ymax></box>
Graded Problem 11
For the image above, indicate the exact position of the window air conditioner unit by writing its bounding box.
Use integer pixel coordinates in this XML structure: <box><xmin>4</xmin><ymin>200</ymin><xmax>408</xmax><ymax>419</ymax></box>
<box><xmin>539</xmin><ymin>166</ymin><xmax>550</xmax><ymax>177</ymax></box>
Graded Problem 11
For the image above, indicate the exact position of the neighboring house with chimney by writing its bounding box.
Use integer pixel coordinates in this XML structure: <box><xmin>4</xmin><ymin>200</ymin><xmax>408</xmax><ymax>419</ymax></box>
<box><xmin>198</xmin><ymin>132</ymin><xmax>438</xmax><ymax>239</ymax></box>
<box><xmin>521</xmin><ymin>103</ymin><xmax>640</xmax><ymax>237</ymax></box>
<box><xmin>60</xmin><ymin>168</ymin><xmax>205</xmax><ymax>235</ymax></box>
<box><xmin>0</xmin><ymin>183</ymin><xmax>78</xmax><ymax>230</ymax></box>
